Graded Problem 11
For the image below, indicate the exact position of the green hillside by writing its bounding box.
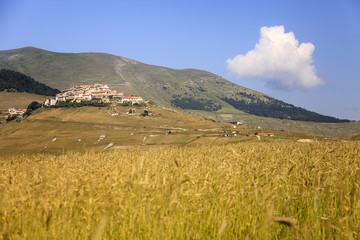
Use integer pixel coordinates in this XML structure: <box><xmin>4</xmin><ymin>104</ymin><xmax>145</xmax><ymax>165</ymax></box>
<box><xmin>0</xmin><ymin>69</ymin><xmax>60</xmax><ymax>96</ymax></box>
<box><xmin>0</xmin><ymin>47</ymin><xmax>349</xmax><ymax>124</ymax></box>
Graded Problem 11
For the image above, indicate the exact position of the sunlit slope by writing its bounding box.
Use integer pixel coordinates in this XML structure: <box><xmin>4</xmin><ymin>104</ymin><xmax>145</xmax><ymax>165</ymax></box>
<box><xmin>0</xmin><ymin>105</ymin><xmax>328</xmax><ymax>155</ymax></box>
<box><xmin>0</xmin><ymin>106</ymin><xmax>238</xmax><ymax>154</ymax></box>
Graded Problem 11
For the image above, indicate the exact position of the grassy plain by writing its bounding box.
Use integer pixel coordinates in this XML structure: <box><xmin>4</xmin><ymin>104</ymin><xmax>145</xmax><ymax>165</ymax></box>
<box><xmin>0</xmin><ymin>106</ymin><xmax>320</xmax><ymax>156</ymax></box>
<box><xmin>0</xmin><ymin>105</ymin><xmax>225</xmax><ymax>155</ymax></box>
<box><xmin>0</xmin><ymin>141</ymin><xmax>359</xmax><ymax>239</ymax></box>
<box><xmin>189</xmin><ymin>109</ymin><xmax>360</xmax><ymax>138</ymax></box>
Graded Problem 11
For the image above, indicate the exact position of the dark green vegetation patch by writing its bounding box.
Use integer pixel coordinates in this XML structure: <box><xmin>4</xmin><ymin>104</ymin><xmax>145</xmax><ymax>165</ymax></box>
<box><xmin>171</xmin><ymin>97</ymin><xmax>221</xmax><ymax>111</ymax></box>
<box><xmin>0</xmin><ymin>69</ymin><xmax>60</xmax><ymax>96</ymax></box>
<box><xmin>221</xmin><ymin>94</ymin><xmax>349</xmax><ymax>123</ymax></box>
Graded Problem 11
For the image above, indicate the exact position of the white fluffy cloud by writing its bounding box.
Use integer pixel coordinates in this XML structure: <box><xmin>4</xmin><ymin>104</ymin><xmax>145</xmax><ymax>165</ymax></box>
<box><xmin>226</xmin><ymin>25</ymin><xmax>325</xmax><ymax>90</ymax></box>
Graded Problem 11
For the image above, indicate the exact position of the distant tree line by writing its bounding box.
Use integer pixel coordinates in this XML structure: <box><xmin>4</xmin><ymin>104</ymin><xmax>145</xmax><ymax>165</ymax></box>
<box><xmin>221</xmin><ymin>97</ymin><xmax>349</xmax><ymax>123</ymax></box>
<box><xmin>0</xmin><ymin>69</ymin><xmax>60</xmax><ymax>96</ymax></box>
<box><xmin>171</xmin><ymin>97</ymin><xmax>221</xmax><ymax>111</ymax></box>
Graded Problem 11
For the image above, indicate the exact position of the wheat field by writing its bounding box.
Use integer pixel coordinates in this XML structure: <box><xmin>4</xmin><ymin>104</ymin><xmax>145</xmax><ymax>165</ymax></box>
<box><xmin>0</xmin><ymin>141</ymin><xmax>359</xmax><ymax>239</ymax></box>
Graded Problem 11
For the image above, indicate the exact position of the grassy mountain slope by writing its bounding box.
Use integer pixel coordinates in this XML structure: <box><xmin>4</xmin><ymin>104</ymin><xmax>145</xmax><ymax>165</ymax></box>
<box><xmin>0</xmin><ymin>47</ymin><xmax>256</xmax><ymax>108</ymax></box>
<box><xmin>0</xmin><ymin>47</ymin><xmax>350</xmax><ymax>124</ymax></box>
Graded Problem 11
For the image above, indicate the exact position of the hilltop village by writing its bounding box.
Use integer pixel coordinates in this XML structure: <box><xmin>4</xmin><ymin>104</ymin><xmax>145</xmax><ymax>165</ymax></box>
<box><xmin>0</xmin><ymin>69</ymin><xmax>145</xmax><ymax>120</ymax></box>
<box><xmin>44</xmin><ymin>84</ymin><xmax>144</xmax><ymax>106</ymax></box>
<box><xmin>3</xmin><ymin>84</ymin><xmax>144</xmax><ymax>121</ymax></box>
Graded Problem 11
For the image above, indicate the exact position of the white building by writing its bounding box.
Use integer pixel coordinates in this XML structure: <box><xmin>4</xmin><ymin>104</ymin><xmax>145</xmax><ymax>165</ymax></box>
<box><xmin>44</xmin><ymin>98</ymin><xmax>57</xmax><ymax>106</ymax></box>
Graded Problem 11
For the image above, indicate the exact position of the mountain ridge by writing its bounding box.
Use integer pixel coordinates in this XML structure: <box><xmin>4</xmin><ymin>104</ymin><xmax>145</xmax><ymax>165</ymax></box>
<box><xmin>0</xmin><ymin>47</ymin><xmax>349</xmax><ymax>123</ymax></box>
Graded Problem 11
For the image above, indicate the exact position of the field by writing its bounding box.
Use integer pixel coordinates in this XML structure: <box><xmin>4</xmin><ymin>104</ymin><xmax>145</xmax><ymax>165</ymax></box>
<box><xmin>0</xmin><ymin>105</ymin><xmax>229</xmax><ymax>155</ymax></box>
<box><xmin>0</xmin><ymin>106</ymin><xmax>321</xmax><ymax>156</ymax></box>
<box><xmin>0</xmin><ymin>141</ymin><xmax>359</xmax><ymax>239</ymax></box>
<box><xmin>1</xmin><ymin>105</ymin><xmax>359</xmax><ymax>239</ymax></box>
<box><xmin>189</xmin><ymin>109</ymin><xmax>360</xmax><ymax>138</ymax></box>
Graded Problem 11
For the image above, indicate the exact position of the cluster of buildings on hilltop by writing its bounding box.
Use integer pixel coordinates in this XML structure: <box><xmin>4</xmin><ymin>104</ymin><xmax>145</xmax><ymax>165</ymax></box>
<box><xmin>43</xmin><ymin>83</ymin><xmax>144</xmax><ymax>106</ymax></box>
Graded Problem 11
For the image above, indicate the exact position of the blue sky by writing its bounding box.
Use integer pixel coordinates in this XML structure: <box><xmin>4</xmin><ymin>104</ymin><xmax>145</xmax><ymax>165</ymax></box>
<box><xmin>1</xmin><ymin>0</ymin><xmax>359</xmax><ymax>120</ymax></box>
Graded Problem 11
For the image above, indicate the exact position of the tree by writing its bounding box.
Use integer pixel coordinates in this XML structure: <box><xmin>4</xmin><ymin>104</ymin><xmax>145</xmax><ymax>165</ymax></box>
<box><xmin>6</xmin><ymin>114</ymin><xmax>18</xmax><ymax>122</ymax></box>
<box><xmin>23</xmin><ymin>101</ymin><xmax>42</xmax><ymax>117</ymax></box>
<box><xmin>27</xmin><ymin>101</ymin><xmax>42</xmax><ymax>111</ymax></box>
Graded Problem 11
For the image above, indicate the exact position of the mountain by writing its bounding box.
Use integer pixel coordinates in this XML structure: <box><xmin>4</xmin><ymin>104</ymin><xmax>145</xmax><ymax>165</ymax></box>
<box><xmin>0</xmin><ymin>69</ymin><xmax>60</xmax><ymax>96</ymax></box>
<box><xmin>0</xmin><ymin>47</ymin><xmax>348</xmax><ymax>123</ymax></box>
